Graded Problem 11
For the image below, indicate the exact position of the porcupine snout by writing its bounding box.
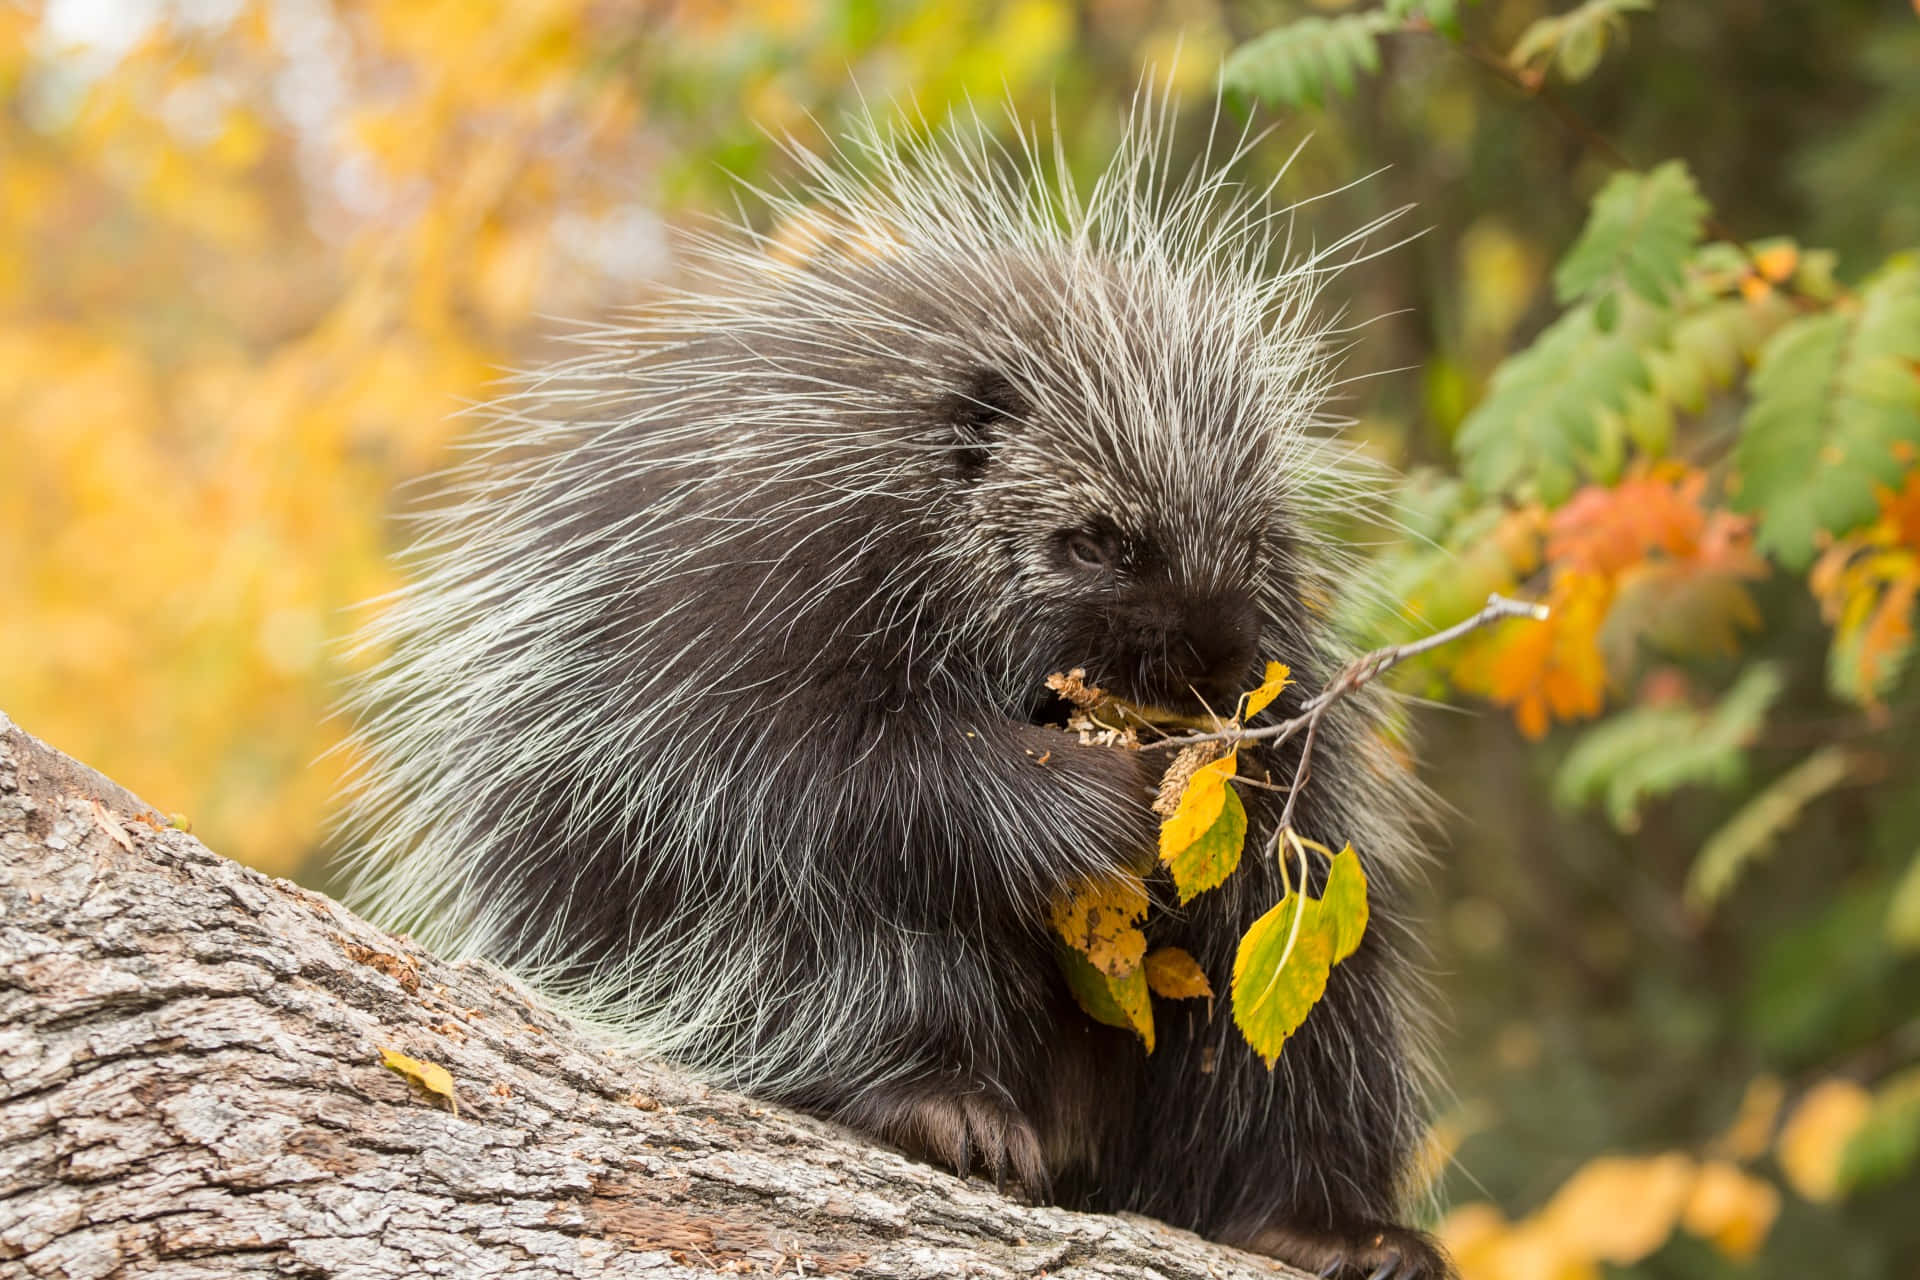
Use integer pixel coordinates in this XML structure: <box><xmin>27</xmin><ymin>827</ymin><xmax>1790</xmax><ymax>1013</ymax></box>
<box><xmin>1173</xmin><ymin>591</ymin><xmax>1261</xmax><ymax>702</ymax></box>
<box><xmin>1111</xmin><ymin>588</ymin><xmax>1261</xmax><ymax>708</ymax></box>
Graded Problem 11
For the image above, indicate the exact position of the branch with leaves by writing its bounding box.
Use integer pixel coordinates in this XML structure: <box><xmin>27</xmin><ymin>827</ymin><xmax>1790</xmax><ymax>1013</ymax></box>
<box><xmin>1221</xmin><ymin>1</ymin><xmax>1920</xmax><ymax>1270</ymax></box>
<box><xmin>1049</xmin><ymin>593</ymin><xmax>1545</xmax><ymax>1065</ymax></box>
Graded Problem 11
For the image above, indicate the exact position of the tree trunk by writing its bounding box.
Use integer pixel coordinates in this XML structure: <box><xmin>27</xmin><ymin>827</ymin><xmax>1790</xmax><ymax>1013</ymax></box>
<box><xmin>0</xmin><ymin>710</ymin><xmax>1303</xmax><ymax>1279</ymax></box>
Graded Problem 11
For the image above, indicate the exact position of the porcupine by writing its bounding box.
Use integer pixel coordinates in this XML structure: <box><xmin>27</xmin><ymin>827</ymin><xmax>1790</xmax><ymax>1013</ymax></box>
<box><xmin>337</xmin><ymin>102</ymin><xmax>1450</xmax><ymax>1278</ymax></box>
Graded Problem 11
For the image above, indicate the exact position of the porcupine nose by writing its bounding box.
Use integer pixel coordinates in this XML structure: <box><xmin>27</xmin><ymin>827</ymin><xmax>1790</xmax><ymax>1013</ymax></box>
<box><xmin>1176</xmin><ymin>593</ymin><xmax>1260</xmax><ymax>703</ymax></box>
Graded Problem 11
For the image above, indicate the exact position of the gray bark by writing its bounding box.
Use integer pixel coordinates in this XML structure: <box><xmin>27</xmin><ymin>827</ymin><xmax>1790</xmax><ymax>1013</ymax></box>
<box><xmin>0</xmin><ymin>710</ymin><xmax>1303</xmax><ymax>1280</ymax></box>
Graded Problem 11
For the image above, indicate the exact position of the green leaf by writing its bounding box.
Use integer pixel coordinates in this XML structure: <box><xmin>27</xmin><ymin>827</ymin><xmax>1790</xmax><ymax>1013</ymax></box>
<box><xmin>1837</xmin><ymin>1068</ymin><xmax>1920</xmax><ymax>1194</ymax></box>
<box><xmin>1554</xmin><ymin>664</ymin><xmax>1784</xmax><ymax>830</ymax></box>
<box><xmin>1232</xmin><ymin>893</ymin><xmax>1335</xmax><ymax>1068</ymax></box>
<box><xmin>1509</xmin><ymin>0</ymin><xmax>1654</xmax><ymax>83</ymax></box>
<box><xmin>1735</xmin><ymin>265</ymin><xmax>1920</xmax><ymax>568</ymax></box>
<box><xmin>1554</xmin><ymin>162</ymin><xmax>1709</xmax><ymax>310</ymax></box>
<box><xmin>1685</xmin><ymin>746</ymin><xmax>1855</xmax><ymax>911</ymax></box>
<box><xmin>1319</xmin><ymin>845</ymin><xmax>1370</xmax><ymax>964</ymax></box>
<box><xmin>1230</xmin><ymin>841</ymin><xmax>1372</xmax><ymax>1066</ymax></box>
<box><xmin>1456</xmin><ymin>298</ymin><xmax>1665</xmax><ymax>503</ymax></box>
<box><xmin>1222</xmin><ymin>13</ymin><xmax>1393</xmax><ymax>110</ymax></box>
<box><xmin>1887</xmin><ymin>849</ymin><xmax>1920</xmax><ymax>951</ymax></box>
<box><xmin>1385</xmin><ymin>0</ymin><xmax>1470</xmax><ymax>34</ymax></box>
<box><xmin>1598</xmin><ymin>258</ymin><xmax>1793</xmax><ymax>459</ymax></box>
<box><xmin>1056</xmin><ymin>942</ymin><xmax>1155</xmax><ymax>1051</ymax></box>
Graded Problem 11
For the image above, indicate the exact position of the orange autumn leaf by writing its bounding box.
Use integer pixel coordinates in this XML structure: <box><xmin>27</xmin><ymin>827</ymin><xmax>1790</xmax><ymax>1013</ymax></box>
<box><xmin>1452</xmin><ymin>465</ymin><xmax>1768</xmax><ymax>736</ymax></box>
<box><xmin>1548</xmin><ymin>464</ymin><xmax>1713</xmax><ymax>577</ymax></box>
<box><xmin>1455</xmin><ymin>570</ymin><xmax>1611</xmax><ymax>738</ymax></box>
<box><xmin>1810</xmin><ymin>468</ymin><xmax>1920</xmax><ymax>704</ymax></box>
<box><xmin>1143</xmin><ymin>947</ymin><xmax>1214</xmax><ymax>1000</ymax></box>
<box><xmin>1881</xmin><ymin>468</ymin><xmax>1920</xmax><ymax>551</ymax></box>
<box><xmin>1753</xmin><ymin>243</ymin><xmax>1799</xmax><ymax>283</ymax></box>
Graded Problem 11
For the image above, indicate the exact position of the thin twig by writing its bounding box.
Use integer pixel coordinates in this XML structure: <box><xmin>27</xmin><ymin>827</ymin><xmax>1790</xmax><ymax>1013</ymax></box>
<box><xmin>1186</xmin><ymin>592</ymin><xmax>1543</xmax><ymax>889</ymax></box>
<box><xmin>1143</xmin><ymin>592</ymin><xmax>1547</xmax><ymax>755</ymax></box>
<box><xmin>1274</xmin><ymin>713</ymin><xmax>1321</xmax><ymax>835</ymax></box>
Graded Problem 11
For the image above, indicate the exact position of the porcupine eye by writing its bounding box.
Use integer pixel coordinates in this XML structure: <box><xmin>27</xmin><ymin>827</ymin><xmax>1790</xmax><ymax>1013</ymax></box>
<box><xmin>1052</xmin><ymin>521</ymin><xmax>1121</xmax><ymax>577</ymax></box>
<box><xmin>940</xmin><ymin>367</ymin><xmax>1027</xmax><ymax>479</ymax></box>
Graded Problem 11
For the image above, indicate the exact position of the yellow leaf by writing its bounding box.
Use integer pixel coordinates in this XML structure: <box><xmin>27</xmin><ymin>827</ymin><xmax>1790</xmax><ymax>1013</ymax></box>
<box><xmin>1440</xmin><ymin>1205</ymin><xmax>1603</xmax><ymax>1280</ymax></box>
<box><xmin>1231</xmin><ymin>892</ymin><xmax>1334</xmax><ymax>1068</ymax></box>
<box><xmin>1776</xmin><ymin>1078</ymin><xmax>1872</xmax><ymax>1201</ymax></box>
<box><xmin>1713</xmin><ymin>1074</ymin><xmax>1785</xmax><ymax>1162</ymax></box>
<box><xmin>1538</xmin><ymin>1153</ymin><xmax>1695</xmax><ymax>1264</ymax></box>
<box><xmin>1055</xmin><ymin>943</ymin><xmax>1155</xmax><ymax>1052</ymax></box>
<box><xmin>1048</xmin><ymin>876</ymin><xmax>1149</xmax><ymax>979</ymax></box>
<box><xmin>1238</xmin><ymin>661</ymin><xmax>1291</xmax><ymax>720</ymax></box>
<box><xmin>1162</xmin><ymin>778</ymin><xmax>1247</xmax><ymax>904</ymax></box>
<box><xmin>1143</xmin><ymin>947</ymin><xmax>1213</xmax><ymax>1000</ymax></box>
<box><xmin>1318</xmin><ymin>844</ymin><xmax>1369</xmax><ymax>964</ymax></box>
<box><xmin>379</xmin><ymin>1046</ymin><xmax>459</xmax><ymax>1115</ymax></box>
<box><xmin>1681</xmin><ymin>1161</ymin><xmax>1780</xmax><ymax>1261</ymax></box>
<box><xmin>1159</xmin><ymin>751</ymin><xmax>1236</xmax><ymax>855</ymax></box>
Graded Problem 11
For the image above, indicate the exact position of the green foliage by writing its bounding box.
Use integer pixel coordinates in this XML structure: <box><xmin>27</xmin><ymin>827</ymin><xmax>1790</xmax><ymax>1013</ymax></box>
<box><xmin>1456</xmin><ymin>161</ymin><xmax>1726</xmax><ymax>498</ymax></box>
<box><xmin>1839</xmin><ymin>1069</ymin><xmax>1920</xmax><ymax>1194</ymax></box>
<box><xmin>1221</xmin><ymin>13</ymin><xmax>1393</xmax><ymax>110</ymax></box>
<box><xmin>1509</xmin><ymin>0</ymin><xmax>1655</xmax><ymax>84</ymax></box>
<box><xmin>1685</xmin><ymin>746</ymin><xmax>1855</xmax><ymax>910</ymax></box>
<box><xmin>1054</xmin><ymin>941</ymin><xmax>1152</xmax><ymax>1045</ymax></box>
<box><xmin>1553</xmin><ymin>162</ymin><xmax>1707</xmax><ymax>323</ymax></box>
<box><xmin>1734</xmin><ymin>265</ymin><xmax>1920</xmax><ymax>567</ymax></box>
<box><xmin>1889</xmin><ymin>850</ymin><xmax>1920</xmax><ymax>951</ymax></box>
<box><xmin>1455</xmin><ymin>297</ymin><xmax>1662</xmax><ymax>502</ymax></box>
<box><xmin>1223</xmin><ymin>0</ymin><xmax>1920</xmax><ymax>1267</ymax></box>
<box><xmin>1553</xmin><ymin>664</ymin><xmax>1783</xmax><ymax>830</ymax></box>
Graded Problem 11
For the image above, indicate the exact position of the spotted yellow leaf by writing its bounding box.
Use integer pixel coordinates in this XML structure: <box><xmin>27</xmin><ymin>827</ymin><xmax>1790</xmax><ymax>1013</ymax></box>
<box><xmin>1048</xmin><ymin>876</ymin><xmax>1149</xmax><ymax>979</ymax></box>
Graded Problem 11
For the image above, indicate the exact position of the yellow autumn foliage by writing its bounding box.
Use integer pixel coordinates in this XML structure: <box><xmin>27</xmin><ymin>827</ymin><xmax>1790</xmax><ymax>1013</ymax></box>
<box><xmin>0</xmin><ymin>0</ymin><xmax>1094</xmax><ymax>873</ymax></box>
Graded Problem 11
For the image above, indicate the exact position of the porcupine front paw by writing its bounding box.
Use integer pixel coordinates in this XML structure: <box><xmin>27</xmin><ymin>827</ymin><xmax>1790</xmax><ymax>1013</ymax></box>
<box><xmin>841</xmin><ymin>1076</ymin><xmax>1048</xmax><ymax>1198</ymax></box>
<box><xmin>1245</xmin><ymin>1220</ymin><xmax>1454</xmax><ymax>1280</ymax></box>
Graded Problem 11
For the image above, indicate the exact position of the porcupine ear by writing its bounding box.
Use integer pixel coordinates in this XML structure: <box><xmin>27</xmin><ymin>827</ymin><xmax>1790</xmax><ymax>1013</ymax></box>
<box><xmin>939</xmin><ymin>367</ymin><xmax>1027</xmax><ymax>480</ymax></box>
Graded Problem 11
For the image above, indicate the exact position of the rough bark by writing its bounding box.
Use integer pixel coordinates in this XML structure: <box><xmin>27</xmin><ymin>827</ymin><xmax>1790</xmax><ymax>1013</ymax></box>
<box><xmin>0</xmin><ymin>710</ymin><xmax>1306</xmax><ymax>1280</ymax></box>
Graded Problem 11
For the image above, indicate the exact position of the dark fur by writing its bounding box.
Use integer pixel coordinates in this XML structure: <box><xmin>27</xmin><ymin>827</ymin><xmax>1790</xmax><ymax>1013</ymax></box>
<box><xmin>353</xmin><ymin>250</ymin><xmax>1448</xmax><ymax>1278</ymax></box>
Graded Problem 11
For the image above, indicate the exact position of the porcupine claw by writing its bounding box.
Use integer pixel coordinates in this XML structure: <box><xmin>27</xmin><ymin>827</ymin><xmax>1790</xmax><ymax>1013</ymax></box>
<box><xmin>1246</xmin><ymin>1222</ymin><xmax>1454</xmax><ymax>1280</ymax></box>
<box><xmin>840</xmin><ymin>1076</ymin><xmax>1049</xmax><ymax>1200</ymax></box>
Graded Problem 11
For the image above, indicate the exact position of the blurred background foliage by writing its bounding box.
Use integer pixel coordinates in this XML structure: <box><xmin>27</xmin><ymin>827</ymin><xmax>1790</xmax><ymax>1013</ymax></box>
<box><xmin>2</xmin><ymin>0</ymin><xmax>1916</xmax><ymax>1275</ymax></box>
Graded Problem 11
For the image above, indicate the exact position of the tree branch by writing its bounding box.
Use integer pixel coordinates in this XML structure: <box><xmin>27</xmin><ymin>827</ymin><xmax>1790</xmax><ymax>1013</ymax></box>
<box><xmin>0</xmin><ymin>708</ymin><xmax>1309</xmax><ymax>1279</ymax></box>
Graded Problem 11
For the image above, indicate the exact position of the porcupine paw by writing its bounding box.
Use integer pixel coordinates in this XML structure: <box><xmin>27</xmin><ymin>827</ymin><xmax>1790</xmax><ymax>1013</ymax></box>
<box><xmin>1245</xmin><ymin>1221</ymin><xmax>1454</xmax><ymax>1280</ymax></box>
<box><xmin>844</xmin><ymin>1078</ymin><xmax>1048</xmax><ymax>1198</ymax></box>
